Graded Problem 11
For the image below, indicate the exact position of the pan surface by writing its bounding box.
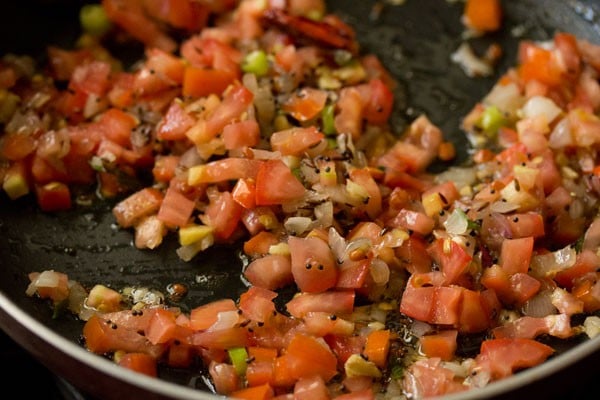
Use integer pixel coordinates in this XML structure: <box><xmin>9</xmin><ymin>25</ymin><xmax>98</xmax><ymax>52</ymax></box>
<box><xmin>1</xmin><ymin>0</ymin><xmax>600</xmax><ymax>399</ymax></box>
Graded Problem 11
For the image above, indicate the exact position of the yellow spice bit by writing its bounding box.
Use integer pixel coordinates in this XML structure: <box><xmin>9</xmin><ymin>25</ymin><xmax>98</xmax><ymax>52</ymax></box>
<box><xmin>268</xmin><ymin>242</ymin><xmax>290</xmax><ymax>256</ymax></box>
<box><xmin>344</xmin><ymin>354</ymin><xmax>382</xmax><ymax>378</ymax></box>
<box><xmin>179</xmin><ymin>224</ymin><xmax>214</xmax><ymax>246</ymax></box>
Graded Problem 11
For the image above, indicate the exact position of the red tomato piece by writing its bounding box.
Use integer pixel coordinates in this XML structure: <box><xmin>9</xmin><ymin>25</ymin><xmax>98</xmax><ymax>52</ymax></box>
<box><xmin>244</xmin><ymin>254</ymin><xmax>293</xmax><ymax>291</ymax></box>
<box><xmin>112</xmin><ymin>187</ymin><xmax>164</xmax><ymax>228</ymax></box>
<box><xmin>156</xmin><ymin>184</ymin><xmax>195</xmax><ymax>227</ymax></box>
<box><xmin>83</xmin><ymin>315</ymin><xmax>165</xmax><ymax>359</ymax></box>
<box><xmin>157</xmin><ymin>101</ymin><xmax>196</xmax><ymax>141</ymax></box>
<box><xmin>282</xmin><ymin>88</ymin><xmax>328</xmax><ymax>122</ymax></box>
<box><xmin>390</xmin><ymin>209</ymin><xmax>435</xmax><ymax>236</ymax></box>
<box><xmin>222</xmin><ymin>120</ymin><xmax>261</xmax><ymax>150</ymax></box>
<box><xmin>35</xmin><ymin>182</ymin><xmax>72</xmax><ymax>212</ymax></box>
<box><xmin>289</xmin><ymin>236</ymin><xmax>338</xmax><ymax>293</ymax></box>
<box><xmin>117</xmin><ymin>352</ymin><xmax>158</xmax><ymax>377</ymax></box>
<box><xmin>232</xmin><ymin>178</ymin><xmax>257</xmax><ymax>209</ymax></box>
<box><xmin>182</xmin><ymin>67</ymin><xmax>237</xmax><ymax>98</ymax></box>
<box><xmin>202</xmin><ymin>190</ymin><xmax>243</xmax><ymax>241</ymax></box>
<box><xmin>286</xmin><ymin>290</ymin><xmax>355</xmax><ymax>318</ymax></box>
<box><xmin>255</xmin><ymin>159</ymin><xmax>306</xmax><ymax>205</ymax></box>
<box><xmin>419</xmin><ymin>330</ymin><xmax>458</xmax><ymax>361</ymax></box>
<box><xmin>189</xmin><ymin>299</ymin><xmax>238</xmax><ymax>330</ymax></box>
<box><xmin>427</xmin><ymin>238</ymin><xmax>473</xmax><ymax>285</ymax></box>
<box><xmin>476</xmin><ymin>338</ymin><xmax>554</xmax><ymax>379</ymax></box>
<box><xmin>239</xmin><ymin>286</ymin><xmax>278</xmax><ymax>323</ymax></box>
<box><xmin>270</xmin><ymin>126</ymin><xmax>325</xmax><ymax>156</ymax></box>
<box><xmin>499</xmin><ymin>236</ymin><xmax>534</xmax><ymax>275</ymax></box>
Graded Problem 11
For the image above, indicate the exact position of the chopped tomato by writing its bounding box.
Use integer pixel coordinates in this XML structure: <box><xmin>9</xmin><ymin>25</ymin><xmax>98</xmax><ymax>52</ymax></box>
<box><xmin>113</xmin><ymin>188</ymin><xmax>164</xmax><ymax>228</ymax></box>
<box><xmin>419</xmin><ymin>330</ymin><xmax>458</xmax><ymax>361</ymax></box>
<box><xmin>270</xmin><ymin>126</ymin><xmax>325</xmax><ymax>156</ymax></box>
<box><xmin>286</xmin><ymin>291</ymin><xmax>355</xmax><ymax>318</ymax></box>
<box><xmin>475</xmin><ymin>338</ymin><xmax>554</xmax><ymax>379</ymax></box>
<box><xmin>117</xmin><ymin>352</ymin><xmax>158</xmax><ymax>377</ymax></box>
<box><xmin>288</xmin><ymin>236</ymin><xmax>338</xmax><ymax>293</ymax></box>
<box><xmin>182</xmin><ymin>67</ymin><xmax>237</xmax><ymax>98</ymax></box>
<box><xmin>255</xmin><ymin>159</ymin><xmax>306</xmax><ymax>205</ymax></box>
<box><xmin>35</xmin><ymin>182</ymin><xmax>72</xmax><ymax>212</ymax></box>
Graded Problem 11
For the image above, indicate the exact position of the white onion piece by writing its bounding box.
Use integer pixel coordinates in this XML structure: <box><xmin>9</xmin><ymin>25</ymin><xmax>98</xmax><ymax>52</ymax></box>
<box><xmin>435</xmin><ymin>166</ymin><xmax>477</xmax><ymax>190</ymax></box>
<box><xmin>207</xmin><ymin>310</ymin><xmax>240</xmax><ymax>332</ymax></box>
<box><xmin>584</xmin><ymin>316</ymin><xmax>600</xmax><ymax>339</ymax></box>
<box><xmin>548</xmin><ymin>117</ymin><xmax>574</xmax><ymax>148</ymax></box>
<box><xmin>521</xmin><ymin>291</ymin><xmax>557</xmax><ymax>317</ymax></box>
<box><xmin>314</xmin><ymin>201</ymin><xmax>333</xmax><ymax>228</ymax></box>
<box><xmin>33</xmin><ymin>270</ymin><xmax>60</xmax><ymax>289</ymax></box>
<box><xmin>483</xmin><ymin>82</ymin><xmax>524</xmax><ymax>117</ymax></box>
<box><xmin>520</xmin><ymin>95</ymin><xmax>562</xmax><ymax>124</ymax></box>
<box><xmin>444</xmin><ymin>209</ymin><xmax>469</xmax><ymax>235</ymax></box>
<box><xmin>328</xmin><ymin>227</ymin><xmax>347</xmax><ymax>262</ymax></box>
<box><xmin>179</xmin><ymin>146</ymin><xmax>202</xmax><ymax>168</ymax></box>
<box><xmin>284</xmin><ymin>216</ymin><xmax>313</xmax><ymax>235</ymax></box>
<box><xmin>451</xmin><ymin>42</ymin><xmax>494</xmax><ymax>77</ymax></box>
<box><xmin>369</xmin><ymin>258</ymin><xmax>390</xmax><ymax>285</ymax></box>
<box><xmin>410</xmin><ymin>320</ymin><xmax>433</xmax><ymax>338</ymax></box>
<box><xmin>530</xmin><ymin>245</ymin><xmax>577</xmax><ymax>277</ymax></box>
<box><xmin>489</xmin><ymin>200</ymin><xmax>520</xmax><ymax>213</ymax></box>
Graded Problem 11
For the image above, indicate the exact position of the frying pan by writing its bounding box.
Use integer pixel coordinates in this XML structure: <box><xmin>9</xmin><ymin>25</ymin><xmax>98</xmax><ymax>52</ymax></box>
<box><xmin>1</xmin><ymin>0</ymin><xmax>600</xmax><ymax>399</ymax></box>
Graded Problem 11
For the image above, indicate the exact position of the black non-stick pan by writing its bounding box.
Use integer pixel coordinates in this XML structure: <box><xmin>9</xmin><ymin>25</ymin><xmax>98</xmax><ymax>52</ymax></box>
<box><xmin>2</xmin><ymin>0</ymin><xmax>600</xmax><ymax>399</ymax></box>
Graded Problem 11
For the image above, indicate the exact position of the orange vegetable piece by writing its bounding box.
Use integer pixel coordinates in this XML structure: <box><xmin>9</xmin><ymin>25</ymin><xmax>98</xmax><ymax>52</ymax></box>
<box><xmin>363</xmin><ymin>329</ymin><xmax>391</xmax><ymax>368</ymax></box>
<box><xmin>419</xmin><ymin>330</ymin><xmax>458</xmax><ymax>361</ymax></box>
<box><xmin>464</xmin><ymin>0</ymin><xmax>502</xmax><ymax>32</ymax></box>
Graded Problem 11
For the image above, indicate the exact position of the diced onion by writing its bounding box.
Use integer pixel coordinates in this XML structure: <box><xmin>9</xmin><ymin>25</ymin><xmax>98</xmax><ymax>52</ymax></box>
<box><xmin>369</xmin><ymin>258</ymin><xmax>390</xmax><ymax>285</ymax></box>
<box><xmin>520</xmin><ymin>95</ymin><xmax>562</xmax><ymax>124</ymax></box>
<box><xmin>207</xmin><ymin>310</ymin><xmax>240</xmax><ymax>332</ymax></box>
<box><xmin>444</xmin><ymin>209</ymin><xmax>469</xmax><ymax>235</ymax></box>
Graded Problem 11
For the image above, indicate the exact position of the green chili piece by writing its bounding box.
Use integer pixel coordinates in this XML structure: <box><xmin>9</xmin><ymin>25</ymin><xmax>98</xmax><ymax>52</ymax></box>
<box><xmin>80</xmin><ymin>4</ymin><xmax>111</xmax><ymax>36</ymax></box>
<box><xmin>242</xmin><ymin>50</ymin><xmax>269</xmax><ymax>76</ymax></box>
<box><xmin>480</xmin><ymin>105</ymin><xmax>505</xmax><ymax>136</ymax></box>
<box><xmin>228</xmin><ymin>347</ymin><xmax>249</xmax><ymax>375</ymax></box>
<box><xmin>321</xmin><ymin>104</ymin><xmax>336</xmax><ymax>135</ymax></box>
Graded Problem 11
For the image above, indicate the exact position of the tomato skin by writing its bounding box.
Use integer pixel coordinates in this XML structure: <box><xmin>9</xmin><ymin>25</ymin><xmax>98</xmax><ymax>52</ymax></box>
<box><xmin>289</xmin><ymin>236</ymin><xmax>338</xmax><ymax>293</ymax></box>
<box><xmin>255</xmin><ymin>159</ymin><xmax>306</xmax><ymax>206</ymax></box>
